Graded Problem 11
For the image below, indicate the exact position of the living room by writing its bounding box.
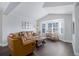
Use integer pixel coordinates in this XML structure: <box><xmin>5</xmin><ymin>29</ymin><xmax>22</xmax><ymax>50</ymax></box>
<box><xmin>0</xmin><ymin>2</ymin><xmax>79</xmax><ymax>56</ymax></box>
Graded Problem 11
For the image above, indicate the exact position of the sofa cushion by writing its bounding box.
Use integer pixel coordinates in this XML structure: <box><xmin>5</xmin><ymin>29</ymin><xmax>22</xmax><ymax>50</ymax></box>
<box><xmin>22</xmin><ymin>40</ymin><xmax>35</xmax><ymax>46</ymax></box>
<box><xmin>27</xmin><ymin>32</ymin><xmax>32</xmax><ymax>39</ymax></box>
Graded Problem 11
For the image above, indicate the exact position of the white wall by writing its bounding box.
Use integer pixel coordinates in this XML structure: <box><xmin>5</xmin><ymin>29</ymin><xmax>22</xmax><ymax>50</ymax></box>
<box><xmin>0</xmin><ymin>9</ymin><xmax>2</xmax><ymax>46</ymax></box>
<box><xmin>73</xmin><ymin>3</ymin><xmax>79</xmax><ymax>55</ymax></box>
<box><xmin>2</xmin><ymin>15</ymin><xmax>20</xmax><ymax>46</ymax></box>
<box><xmin>72</xmin><ymin>3</ymin><xmax>76</xmax><ymax>56</ymax></box>
<box><xmin>39</xmin><ymin>14</ymin><xmax>72</xmax><ymax>43</ymax></box>
<box><xmin>64</xmin><ymin>15</ymin><xmax>72</xmax><ymax>43</ymax></box>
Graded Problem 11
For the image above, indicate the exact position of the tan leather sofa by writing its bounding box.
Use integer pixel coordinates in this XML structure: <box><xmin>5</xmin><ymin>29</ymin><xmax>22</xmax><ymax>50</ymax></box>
<box><xmin>8</xmin><ymin>31</ymin><xmax>36</xmax><ymax>56</ymax></box>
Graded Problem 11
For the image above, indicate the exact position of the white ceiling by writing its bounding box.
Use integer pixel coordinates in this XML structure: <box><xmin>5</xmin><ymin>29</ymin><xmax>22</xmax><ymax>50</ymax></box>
<box><xmin>0</xmin><ymin>2</ymin><xmax>75</xmax><ymax>15</ymax></box>
<box><xmin>44</xmin><ymin>4</ymin><xmax>74</xmax><ymax>14</ymax></box>
<box><xmin>4</xmin><ymin>2</ymin><xmax>20</xmax><ymax>15</ymax></box>
<box><xmin>7</xmin><ymin>2</ymin><xmax>47</xmax><ymax>20</ymax></box>
<box><xmin>0</xmin><ymin>2</ymin><xmax>20</xmax><ymax>14</ymax></box>
<box><xmin>0</xmin><ymin>2</ymin><xmax>10</xmax><ymax>11</ymax></box>
<box><xmin>43</xmin><ymin>2</ymin><xmax>75</xmax><ymax>14</ymax></box>
<box><xmin>0</xmin><ymin>2</ymin><xmax>75</xmax><ymax>19</ymax></box>
<box><xmin>43</xmin><ymin>2</ymin><xmax>74</xmax><ymax>7</ymax></box>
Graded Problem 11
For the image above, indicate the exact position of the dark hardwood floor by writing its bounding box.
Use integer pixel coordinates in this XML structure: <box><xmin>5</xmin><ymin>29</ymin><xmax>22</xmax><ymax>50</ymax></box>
<box><xmin>0</xmin><ymin>46</ymin><xmax>10</xmax><ymax>56</ymax></box>
<box><xmin>0</xmin><ymin>39</ymin><xmax>74</xmax><ymax>56</ymax></box>
<box><xmin>34</xmin><ymin>39</ymin><xmax>74</xmax><ymax>56</ymax></box>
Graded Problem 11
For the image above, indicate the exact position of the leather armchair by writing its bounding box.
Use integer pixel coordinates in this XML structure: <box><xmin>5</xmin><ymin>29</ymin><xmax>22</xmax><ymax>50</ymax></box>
<box><xmin>46</xmin><ymin>32</ymin><xmax>59</xmax><ymax>41</ymax></box>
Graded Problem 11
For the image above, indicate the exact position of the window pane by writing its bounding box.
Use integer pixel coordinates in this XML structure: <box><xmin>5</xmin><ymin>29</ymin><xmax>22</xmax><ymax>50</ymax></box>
<box><xmin>42</xmin><ymin>29</ymin><xmax>45</xmax><ymax>33</ymax></box>
<box><xmin>42</xmin><ymin>24</ymin><xmax>45</xmax><ymax>33</ymax></box>
<box><xmin>53</xmin><ymin>23</ymin><xmax>56</xmax><ymax>27</ymax></box>
<box><xmin>48</xmin><ymin>23</ymin><xmax>52</xmax><ymax>32</ymax></box>
<box><xmin>48</xmin><ymin>23</ymin><xmax>52</xmax><ymax>28</ymax></box>
<box><xmin>53</xmin><ymin>22</ymin><xmax>58</xmax><ymax>32</ymax></box>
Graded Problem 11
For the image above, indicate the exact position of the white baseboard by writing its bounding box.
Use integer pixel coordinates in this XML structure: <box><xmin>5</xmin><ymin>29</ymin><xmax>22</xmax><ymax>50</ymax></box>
<box><xmin>0</xmin><ymin>43</ymin><xmax>2</xmax><ymax>46</ymax></box>
<box><xmin>72</xmin><ymin>45</ymin><xmax>79</xmax><ymax>56</ymax></box>
<box><xmin>59</xmin><ymin>39</ymin><xmax>72</xmax><ymax>43</ymax></box>
<box><xmin>0</xmin><ymin>43</ymin><xmax>8</xmax><ymax>47</ymax></box>
<box><xmin>63</xmin><ymin>40</ymin><xmax>72</xmax><ymax>43</ymax></box>
<box><xmin>74</xmin><ymin>52</ymin><xmax>79</xmax><ymax>56</ymax></box>
<box><xmin>2</xmin><ymin>43</ymin><xmax>8</xmax><ymax>46</ymax></box>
